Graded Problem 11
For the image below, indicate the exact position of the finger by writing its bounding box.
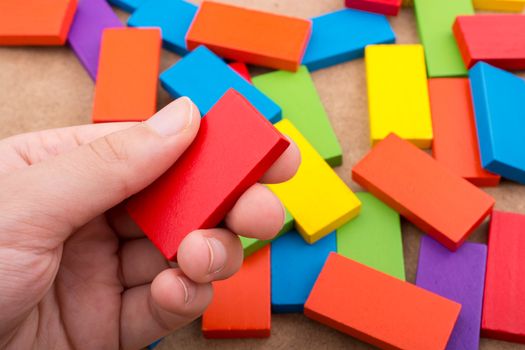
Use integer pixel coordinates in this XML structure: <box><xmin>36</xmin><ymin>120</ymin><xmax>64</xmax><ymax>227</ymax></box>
<box><xmin>259</xmin><ymin>137</ymin><xmax>300</xmax><ymax>184</ymax></box>
<box><xmin>120</xmin><ymin>269</ymin><xmax>213</xmax><ymax>350</ymax></box>
<box><xmin>119</xmin><ymin>238</ymin><xmax>169</xmax><ymax>288</ymax></box>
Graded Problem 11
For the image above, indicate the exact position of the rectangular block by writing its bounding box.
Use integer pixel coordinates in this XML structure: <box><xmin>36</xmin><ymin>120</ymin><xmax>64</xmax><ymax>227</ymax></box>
<box><xmin>414</xmin><ymin>0</ymin><xmax>474</xmax><ymax>77</ymax></box>
<box><xmin>305</xmin><ymin>253</ymin><xmax>461</xmax><ymax>350</ymax></box>
<box><xmin>160</xmin><ymin>46</ymin><xmax>281</xmax><ymax>123</ymax></box>
<box><xmin>336</xmin><ymin>192</ymin><xmax>405</xmax><ymax>280</ymax></box>
<box><xmin>228</xmin><ymin>62</ymin><xmax>251</xmax><ymax>82</ymax></box>
<box><xmin>345</xmin><ymin>0</ymin><xmax>401</xmax><ymax>16</ymax></box>
<box><xmin>268</xmin><ymin>120</ymin><xmax>361</xmax><ymax>244</ymax></box>
<box><xmin>352</xmin><ymin>133</ymin><xmax>495</xmax><ymax>251</ymax></box>
<box><xmin>469</xmin><ymin>62</ymin><xmax>525</xmax><ymax>184</ymax></box>
<box><xmin>252</xmin><ymin>66</ymin><xmax>342</xmax><ymax>166</ymax></box>
<box><xmin>429</xmin><ymin>78</ymin><xmax>500</xmax><ymax>187</ymax></box>
<box><xmin>365</xmin><ymin>45</ymin><xmax>433</xmax><ymax>148</ymax></box>
<box><xmin>454</xmin><ymin>15</ymin><xmax>525</xmax><ymax>71</ymax></box>
<box><xmin>416</xmin><ymin>236</ymin><xmax>487</xmax><ymax>350</ymax></box>
<box><xmin>473</xmin><ymin>0</ymin><xmax>525</xmax><ymax>12</ymax></box>
<box><xmin>92</xmin><ymin>28</ymin><xmax>161</xmax><ymax>123</ymax></box>
<box><xmin>202</xmin><ymin>245</ymin><xmax>271</xmax><ymax>338</ymax></box>
<box><xmin>186</xmin><ymin>1</ymin><xmax>311</xmax><ymax>71</ymax></box>
<box><xmin>108</xmin><ymin>0</ymin><xmax>146</xmax><ymax>13</ymax></box>
<box><xmin>482</xmin><ymin>211</ymin><xmax>525</xmax><ymax>343</ymax></box>
<box><xmin>271</xmin><ymin>230</ymin><xmax>336</xmax><ymax>313</ymax></box>
<box><xmin>302</xmin><ymin>9</ymin><xmax>395</xmax><ymax>72</ymax></box>
<box><xmin>0</xmin><ymin>0</ymin><xmax>77</xmax><ymax>45</ymax></box>
<box><xmin>68</xmin><ymin>0</ymin><xmax>123</xmax><ymax>81</ymax></box>
<box><xmin>127</xmin><ymin>90</ymin><xmax>289</xmax><ymax>260</ymax></box>
<box><xmin>128</xmin><ymin>0</ymin><xmax>197</xmax><ymax>55</ymax></box>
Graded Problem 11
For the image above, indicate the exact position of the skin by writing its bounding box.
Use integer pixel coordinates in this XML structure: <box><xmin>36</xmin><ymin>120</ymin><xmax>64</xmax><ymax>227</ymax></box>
<box><xmin>0</xmin><ymin>98</ymin><xmax>300</xmax><ymax>350</ymax></box>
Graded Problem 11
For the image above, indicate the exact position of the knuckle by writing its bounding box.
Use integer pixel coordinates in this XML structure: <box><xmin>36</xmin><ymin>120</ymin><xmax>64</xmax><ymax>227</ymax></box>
<box><xmin>88</xmin><ymin>134</ymin><xmax>128</xmax><ymax>164</ymax></box>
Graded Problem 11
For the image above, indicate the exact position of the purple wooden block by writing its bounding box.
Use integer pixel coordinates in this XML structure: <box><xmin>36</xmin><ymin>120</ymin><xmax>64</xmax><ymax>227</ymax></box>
<box><xmin>68</xmin><ymin>0</ymin><xmax>123</xmax><ymax>80</ymax></box>
<box><xmin>416</xmin><ymin>236</ymin><xmax>487</xmax><ymax>350</ymax></box>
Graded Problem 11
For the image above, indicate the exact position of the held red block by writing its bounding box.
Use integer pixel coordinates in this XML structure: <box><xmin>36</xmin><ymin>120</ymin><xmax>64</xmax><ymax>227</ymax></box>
<box><xmin>345</xmin><ymin>0</ymin><xmax>401</xmax><ymax>16</ymax></box>
<box><xmin>126</xmin><ymin>90</ymin><xmax>289</xmax><ymax>260</ymax></box>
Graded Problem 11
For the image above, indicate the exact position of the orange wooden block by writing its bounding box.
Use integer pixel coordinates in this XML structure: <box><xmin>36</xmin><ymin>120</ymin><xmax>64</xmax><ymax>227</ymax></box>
<box><xmin>92</xmin><ymin>28</ymin><xmax>161</xmax><ymax>123</ymax></box>
<box><xmin>186</xmin><ymin>1</ymin><xmax>311</xmax><ymax>71</ymax></box>
<box><xmin>0</xmin><ymin>0</ymin><xmax>77</xmax><ymax>45</ymax></box>
<box><xmin>429</xmin><ymin>78</ymin><xmax>500</xmax><ymax>187</ymax></box>
<box><xmin>202</xmin><ymin>245</ymin><xmax>270</xmax><ymax>338</ymax></box>
<box><xmin>304</xmin><ymin>253</ymin><xmax>461</xmax><ymax>350</ymax></box>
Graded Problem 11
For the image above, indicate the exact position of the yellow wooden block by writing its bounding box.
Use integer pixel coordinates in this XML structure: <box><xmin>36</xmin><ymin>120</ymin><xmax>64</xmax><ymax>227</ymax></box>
<box><xmin>268</xmin><ymin>119</ymin><xmax>361</xmax><ymax>244</ymax></box>
<box><xmin>473</xmin><ymin>0</ymin><xmax>525</xmax><ymax>12</ymax></box>
<box><xmin>365</xmin><ymin>44</ymin><xmax>433</xmax><ymax>148</ymax></box>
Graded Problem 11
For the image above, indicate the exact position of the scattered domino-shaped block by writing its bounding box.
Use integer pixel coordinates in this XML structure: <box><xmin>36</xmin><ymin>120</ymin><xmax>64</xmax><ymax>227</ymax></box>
<box><xmin>228</xmin><ymin>62</ymin><xmax>251</xmax><ymax>82</ymax></box>
<box><xmin>108</xmin><ymin>0</ymin><xmax>146</xmax><ymax>13</ymax></box>
<box><xmin>472</xmin><ymin>0</ymin><xmax>525</xmax><ymax>12</ymax></box>
<box><xmin>0</xmin><ymin>0</ymin><xmax>77</xmax><ymax>45</ymax></box>
<box><xmin>127</xmin><ymin>90</ymin><xmax>289</xmax><ymax>260</ymax></box>
<box><xmin>365</xmin><ymin>45</ymin><xmax>433</xmax><ymax>148</ymax></box>
<box><xmin>352</xmin><ymin>133</ymin><xmax>495</xmax><ymax>251</ymax></box>
<box><xmin>429</xmin><ymin>78</ymin><xmax>500</xmax><ymax>187</ymax></box>
<box><xmin>302</xmin><ymin>9</ymin><xmax>395</xmax><ymax>72</ymax></box>
<box><xmin>469</xmin><ymin>62</ymin><xmax>525</xmax><ymax>184</ymax></box>
<box><xmin>454</xmin><ymin>15</ymin><xmax>525</xmax><ymax>71</ymax></box>
<box><xmin>336</xmin><ymin>192</ymin><xmax>405</xmax><ymax>280</ymax></box>
<box><xmin>186</xmin><ymin>1</ymin><xmax>311</xmax><ymax>71</ymax></box>
<box><xmin>92</xmin><ymin>28</ymin><xmax>161</xmax><ymax>123</ymax></box>
<box><xmin>271</xmin><ymin>230</ymin><xmax>336</xmax><ymax>313</ymax></box>
<box><xmin>268</xmin><ymin>120</ymin><xmax>361</xmax><ymax>244</ymax></box>
<box><xmin>128</xmin><ymin>0</ymin><xmax>197</xmax><ymax>55</ymax></box>
<box><xmin>482</xmin><ymin>211</ymin><xmax>525</xmax><ymax>343</ymax></box>
<box><xmin>414</xmin><ymin>0</ymin><xmax>474</xmax><ymax>77</ymax></box>
<box><xmin>416</xmin><ymin>236</ymin><xmax>487</xmax><ymax>350</ymax></box>
<box><xmin>304</xmin><ymin>253</ymin><xmax>461</xmax><ymax>350</ymax></box>
<box><xmin>68</xmin><ymin>0</ymin><xmax>123</xmax><ymax>81</ymax></box>
<box><xmin>203</xmin><ymin>245</ymin><xmax>271</xmax><ymax>338</ymax></box>
<box><xmin>345</xmin><ymin>0</ymin><xmax>402</xmax><ymax>16</ymax></box>
<box><xmin>252</xmin><ymin>66</ymin><xmax>343</xmax><ymax>166</ymax></box>
<box><xmin>160</xmin><ymin>46</ymin><xmax>281</xmax><ymax>123</ymax></box>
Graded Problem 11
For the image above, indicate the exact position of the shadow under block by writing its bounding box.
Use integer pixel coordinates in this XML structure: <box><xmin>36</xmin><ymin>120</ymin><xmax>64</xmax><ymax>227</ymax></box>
<box><xmin>352</xmin><ymin>133</ymin><xmax>495</xmax><ymax>251</ymax></box>
<box><xmin>344</xmin><ymin>0</ymin><xmax>402</xmax><ymax>16</ymax></box>
<box><xmin>469</xmin><ymin>62</ymin><xmax>525</xmax><ymax>184</ymax></box>
<box><xmin>128</xmin><ymin>0</ymin><xmax>197</xmax><ymax>55</ymax></box>
<box><xmin>68</xmin><ymin>0</ymin><xmax>123</xmax><ymax>81</ymax></box>
<box><xmin>252</xmin><ymin>66</ymin><xmax>343</xmax><ymax>166</ymax></box>
<box><xmin>0</xmin><ymin>0</ymin><xmax>77</xmax><ymax>45</ymax></box>
<box><xmin>416</xmin><ymin>236</ymin><xmax>487</xmax><ymax>350</ymax></box>
<box><xmin>186</xmin><ymin>1</ymin><xmax>311</xmax><ymax>71</ymax></box>
<box><xmin>92</xmin><ymin>28</ymin><xmax>160</xmax><ymax>123</ymax></box>
<box><xmin>302</xmin><ymin>9</ymin><xmax>395</xmax><ymax>71</ymax></box>
<box><xmin>126</xmin><ymin>90</ymin><xmax>290</xmax><ymax>260</ymax></box>
<box><xmin>108</xmin><ymin>0</ymin><xmax>146</xmax><ymax>13</ymax></box>
<box><xmin>202</xmin><ymin>245</ymin><xmax>271</xmax><ymax>338</ymax></box>
<box><xmin>336</xmin><ymin>192</ymin><xmax>405</xmax><ymax>280</ymax></box>
<box><xmin>304</xmin><ymin>253</ymin><xmax>461</xmax><ymax>350</ymax></box>
<box><xmin>271</xmin><ymin>230</ymin><xmax>336</xmax><ymax>313</ymax></box>
<box><xmin>414</xmin><ymin>0</ymin><xmax>473</xmax><ymax>77</ymax></box>
<box><xmin>160</xmin><ymin>46</ymin><xmax>281</xmax><ymax>123</ymax></box>
<box><xmin>472</xmin><ymin>0</ymin><xmax>525</xmax><ymax>12</ymax></box>
<box><xmin>268</xmin><ymin>120</ymin><xmax>361</xmax><ymax>244</ymax></box>
<box><xmin>365</xmin><ymin>45</ymin><xmax>433</xmax><ymax>148</ymax></box>
<box><xmin>454</xmin><ymin>15</ymin><xmax>525</xmax><ymax>71</ymax></box>
<box><xmin>429</xmin><ymin>78</ymin><xmax>500</xmax><ymax>187</ymax></box>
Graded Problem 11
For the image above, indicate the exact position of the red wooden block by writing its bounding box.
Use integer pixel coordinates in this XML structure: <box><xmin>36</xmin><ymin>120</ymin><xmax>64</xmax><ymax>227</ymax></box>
<box><xmin>482</xmin><ymin>211</ymin><xmax>525</xmax><ymax>343</ymax></box>
<box><xmin>352</xmin><ymin>133</ymin><xmax>495</xmax><ymax>251</ymax></box>
<box><xmin>453</xmin><ymin>15</ymin><xmax>525</xmax><ymax>71</ymax></box>
<box><xmin>228</xmin><ymin>62</ymin><xmax>252</xmax><ymax>82</ymax></box>
<box><xmin>345</xmin><ymin>0</ymin><xmax>401</xmax><ymax>16</ymax></box>
<box><xmin>202</xmin><ymin>245</ymin><xmax>271</xmax><ymax>338</ymax></box>
<box><xmin>304</xmin><ymin>253</ymin><xmax>461</xmax><ymax>350</ymax></box>
<box><xmin>126</xmin><ymin>90</ymin><xmax>289</xmax><ymax>260</ymax></box>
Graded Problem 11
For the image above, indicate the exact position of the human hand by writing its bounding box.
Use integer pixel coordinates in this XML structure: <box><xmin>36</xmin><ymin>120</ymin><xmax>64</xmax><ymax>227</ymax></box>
<box><xmin>0</xmin><ymin>98</ymin><xmax>300</xmax><ymax>349</ymax></box>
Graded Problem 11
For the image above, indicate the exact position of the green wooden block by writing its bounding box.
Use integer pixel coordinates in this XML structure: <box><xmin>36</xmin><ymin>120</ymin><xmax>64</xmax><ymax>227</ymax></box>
<box><xmin>414</xmin><ymin>0</ymin><xmax>473</xmax><ymax>77</ymax></box>
<box><xmin>252</xmin><ymin>66</ymin><xmax>342</xmax><ymax>167</ymax></box>
<box><xmin>336</xmin><ymin>192</ymin><xmax>405</xmax><ymax>280</ymax></box>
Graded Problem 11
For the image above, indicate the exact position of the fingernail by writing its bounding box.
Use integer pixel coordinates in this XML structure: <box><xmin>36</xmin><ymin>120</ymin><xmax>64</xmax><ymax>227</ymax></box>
<box><xmin>146</xmin><ymin>97</ymin><xmax>193</xmax><ymax>136</ymax></box>
<box><xmin>205</xmin><ymin>237</ymin><xmax>227</xmax><ymax>274</ymax></box>
<box><xmin>176</xmin><ymin>275</ymin><xmax>196</xmax><ymax>304</ymax></box>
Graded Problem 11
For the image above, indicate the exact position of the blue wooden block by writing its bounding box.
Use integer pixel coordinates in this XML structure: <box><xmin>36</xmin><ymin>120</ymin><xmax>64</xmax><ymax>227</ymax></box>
<box><xmin>128</xmin><ymin>0</ymin><xmax>197</xmax><ymax>55</ymax></box>
<box><xmin>302</xmin><ymin>9</ymin><xmax>395</xmax><ymax>72</ymax></box>
<box><xmin>271</xmin><ymin>230</ymin><xmax>336</xmax><ymax>313</ymax></box>
<box><xmin>469</xmin><ymin>62</ymin><xmax>525</xmax><ymax>184</ymax></box>
<box><xmin>160</xmin><ymin>46</ymin><xmax>282</xmax><ymax>122</ymax></box>
<box><xmin>107</xmin><ymin>0</ymin><xmax>146</xmax><ymax>12</ymax></box>
<box><xmin>147</xmin><ymin>338</ymin><xmax>162</xmax><ymax>349</ymax></box>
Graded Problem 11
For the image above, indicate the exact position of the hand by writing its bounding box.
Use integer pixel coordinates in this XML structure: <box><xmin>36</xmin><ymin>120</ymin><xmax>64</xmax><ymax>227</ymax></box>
<box><xmin>0</xmin><ymin>98</ymin><xmax>300</xmax><ymax>349</ymax></box>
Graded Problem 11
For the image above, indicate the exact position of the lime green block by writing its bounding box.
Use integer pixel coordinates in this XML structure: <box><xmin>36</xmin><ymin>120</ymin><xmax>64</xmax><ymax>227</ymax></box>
<box><xmin>336</xmin><ymin>192</ymin><xmax>405</xmax><ymax>280</ymax></box>
<box><xmin>252</xmin><ymin>66</ymin><xmax>342</xmax><ymax>167</ymax></box>
<box><xmin>240</xmin><ymin>208</ymin><xmax>294</xmax><ymax>258</ymax></box>
<box><xmin>414</xmin><ymin>0</ymin><xmax>474</xmax><ymax>77</ymax></box>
